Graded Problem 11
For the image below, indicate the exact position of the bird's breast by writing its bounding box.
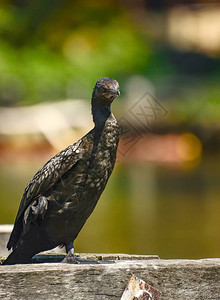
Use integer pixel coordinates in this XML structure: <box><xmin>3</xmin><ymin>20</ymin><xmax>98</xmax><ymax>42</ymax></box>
<box><xmin>47</xmin><ymin>116</ymin><xmax>119</xmax><ymax>215</ymax></box>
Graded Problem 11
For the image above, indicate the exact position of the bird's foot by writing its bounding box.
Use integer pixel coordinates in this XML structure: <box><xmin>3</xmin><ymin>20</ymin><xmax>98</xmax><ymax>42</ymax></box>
<box><xmin>62</xmin><ymin>242</ymin><xmax>80</xmax><ymax>264</ymax></box>
<box><xmin>62</xmin><ymin>253</ymin><xmax>80</xmax><ymax>264</ymax></box>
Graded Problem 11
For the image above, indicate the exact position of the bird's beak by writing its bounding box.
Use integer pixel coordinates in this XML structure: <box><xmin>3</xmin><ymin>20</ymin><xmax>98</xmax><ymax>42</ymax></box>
<box><xmin>116</xmin><ymin>89</ymin><xmax>120</xmax><ymax>97</ymax></box>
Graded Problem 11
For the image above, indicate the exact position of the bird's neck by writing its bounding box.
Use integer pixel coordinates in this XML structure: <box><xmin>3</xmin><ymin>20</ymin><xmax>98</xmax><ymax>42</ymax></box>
<box><xmin>92</xmin><ymin>97</ymin><xmax>111</xmax><ymax>130</ymax></box>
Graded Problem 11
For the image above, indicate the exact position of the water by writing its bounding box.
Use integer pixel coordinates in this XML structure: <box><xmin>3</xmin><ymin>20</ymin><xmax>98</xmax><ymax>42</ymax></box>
<box><xmin>0</xmin><ymin>156</ymin><xmax>219</xmax><ymax>259</ymax></box>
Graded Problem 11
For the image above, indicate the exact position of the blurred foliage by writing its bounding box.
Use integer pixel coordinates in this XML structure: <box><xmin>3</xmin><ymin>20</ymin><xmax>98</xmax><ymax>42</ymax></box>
<box><xmin>165</xmin><ymin>79</ymin><xmax>220</xmax><ymax>127</ymax></box>
<box><xmin>0</xmin><ymin>0</ymin><xmax>220</xmax><ymax>126</ymax></box>
<box><xmin>0</xmin><ymin>0</ymin><xmax>154</xmax><ymax>105</ymax></box>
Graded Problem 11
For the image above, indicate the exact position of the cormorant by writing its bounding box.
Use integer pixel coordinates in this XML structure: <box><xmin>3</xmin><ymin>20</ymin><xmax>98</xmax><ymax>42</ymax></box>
<box><xmin>3</xmin><ymin>77</ymin><xmax>120</xmax><ymax>265</ymax></box>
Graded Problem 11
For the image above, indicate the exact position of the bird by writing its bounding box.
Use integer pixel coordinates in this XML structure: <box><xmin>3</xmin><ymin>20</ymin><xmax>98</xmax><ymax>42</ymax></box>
<box><xmin>3</xmin><ymin>77</ymin><xmax>120</xmax><ymax>265</ymax></box>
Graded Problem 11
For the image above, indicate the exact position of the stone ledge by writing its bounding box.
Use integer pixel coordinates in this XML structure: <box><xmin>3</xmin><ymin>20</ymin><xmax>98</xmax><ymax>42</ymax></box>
<box><xmin>1</xmin><ymin>256</ymin><xmax>220</xmax><ymax>299</ymax></box>
<box><xmin>0</xmin><ymin>253</ymin><xmax>159</xmax><ymax>264</ymax></box>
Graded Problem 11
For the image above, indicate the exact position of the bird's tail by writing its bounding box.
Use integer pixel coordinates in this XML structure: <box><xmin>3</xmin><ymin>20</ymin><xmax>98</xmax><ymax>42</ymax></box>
<box><xmin>2</xmin><ymin>245</ymin><xmax>33</xmax><ymax>265</ymax></box>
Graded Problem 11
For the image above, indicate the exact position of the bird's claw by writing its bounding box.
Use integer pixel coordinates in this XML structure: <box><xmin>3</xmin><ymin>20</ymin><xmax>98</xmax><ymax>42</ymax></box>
<box><xmin>61</xmin><ymin>253</ymin><xmax>80</xmax><ymax>264</ymax></box>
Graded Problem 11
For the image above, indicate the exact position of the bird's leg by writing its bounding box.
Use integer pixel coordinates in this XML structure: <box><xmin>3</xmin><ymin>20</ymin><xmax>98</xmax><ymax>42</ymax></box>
<box><xmin>66</xmin><ymin>242</ymin><xmax>75</xmax><ymax>256</ymax></box>
<box><xmin>62</xmin><ymin>242</ymin><xmax>80</xmax><ymax>263</ymax></box>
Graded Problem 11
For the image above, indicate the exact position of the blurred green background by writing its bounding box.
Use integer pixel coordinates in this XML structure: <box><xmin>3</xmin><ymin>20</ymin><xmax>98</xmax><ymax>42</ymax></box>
<box><xmin>0</xmin><ymin>0</ymin><xmax>220</xmax><ymax>259</ymax></box>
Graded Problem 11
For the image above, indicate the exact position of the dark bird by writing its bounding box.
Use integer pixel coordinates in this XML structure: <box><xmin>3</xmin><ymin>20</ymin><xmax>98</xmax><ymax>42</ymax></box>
<box><xmin>3</xmin><ymin>77</ymin><xmax>120</xmax><ymax>265</ymax></box>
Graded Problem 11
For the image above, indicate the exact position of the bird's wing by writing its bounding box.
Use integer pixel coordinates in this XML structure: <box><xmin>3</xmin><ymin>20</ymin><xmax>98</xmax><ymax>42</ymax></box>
<box><xmin>7</xmin><ymin>132</ymin><xmax>93</xmax><ymax>250</ymax></box>
<box><xmin>16</xmin><ymin>139</ymin><xmax>82</xmax><ymax>221</ymax></box>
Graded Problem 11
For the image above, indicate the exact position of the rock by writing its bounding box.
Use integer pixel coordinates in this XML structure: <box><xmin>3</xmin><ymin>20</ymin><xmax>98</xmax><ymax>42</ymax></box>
<box><xmin>121</xmin><ymin>274</ymin><xmax>161</xmax><ymax>299</ymax></box>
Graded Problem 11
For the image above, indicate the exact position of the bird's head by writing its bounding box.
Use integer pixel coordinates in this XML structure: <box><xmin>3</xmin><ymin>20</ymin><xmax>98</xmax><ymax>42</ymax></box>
<box><xmin>92</xmin><ymin>77</ymin><xmax>120</xmax><ymax>106</ymax></box>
